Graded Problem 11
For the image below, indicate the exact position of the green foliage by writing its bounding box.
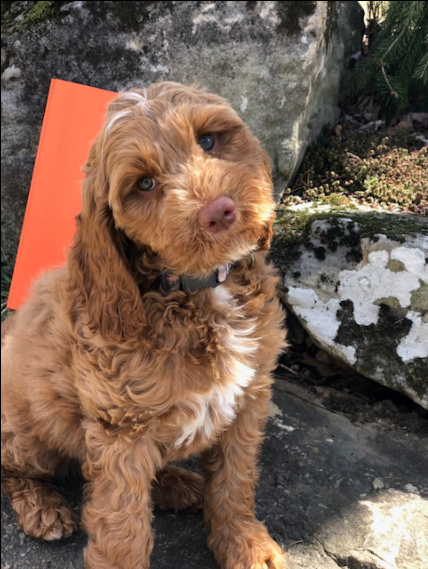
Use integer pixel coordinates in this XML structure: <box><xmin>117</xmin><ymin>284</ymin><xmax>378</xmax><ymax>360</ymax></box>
<box><xmin>1</xmin><ymin>1</ymin><xmax>70</xmax><ymax>34</ymax></box>
<box><xmin>1</xmin><ymin>263</ymin><xmax>12</xmax><ymax>321</ymax></box>
<box><xmin>413</xmin><ymin>52</ymin><xmax>428</xmax><ymax>83</ymax></box>
<box><xmin>282</xmin><ymin>131</ymin><xmax>427</xmax><ymax>214</ymax></box>
<box><xmin>346</xmin><ymin>1</ymin><xmax>428</xmax><ymax>121</ymax></box>
<box><xmin>25</xmin><ymin>1</ymin><xmax>57</xmax><ymax>25</ymax></box>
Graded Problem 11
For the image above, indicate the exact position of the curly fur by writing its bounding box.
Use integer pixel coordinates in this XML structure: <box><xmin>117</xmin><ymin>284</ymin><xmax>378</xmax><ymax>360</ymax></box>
<box><xmin>1</xmin><ymin>82</ymin><xmax>287</xmax><ymax>569</ymax></box>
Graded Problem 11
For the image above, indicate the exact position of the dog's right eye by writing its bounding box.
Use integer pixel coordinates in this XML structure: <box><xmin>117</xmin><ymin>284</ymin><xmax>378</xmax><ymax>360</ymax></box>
<box><xmin>198</xmin><ymin>134</ymin><xmax>215</xmax><ymax>152</ymax></box>
<box><xmin>137</xmin><ymin>177</ymin><xmax>156</xmax><ymax>192</ymax></box>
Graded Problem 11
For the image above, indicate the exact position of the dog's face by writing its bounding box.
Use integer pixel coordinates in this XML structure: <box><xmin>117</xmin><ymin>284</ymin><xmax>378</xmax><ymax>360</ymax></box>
<box><xmin>85</xmin><ymin>82</ymin><xmax>275</xmax><ymax>277</ymax></box>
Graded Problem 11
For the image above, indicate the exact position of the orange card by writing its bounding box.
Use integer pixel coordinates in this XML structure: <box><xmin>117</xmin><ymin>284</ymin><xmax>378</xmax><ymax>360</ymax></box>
<box><xmin>7</xmin><ymin>79</ymin><xmax>117</xmax><ymax>310</ymax></box>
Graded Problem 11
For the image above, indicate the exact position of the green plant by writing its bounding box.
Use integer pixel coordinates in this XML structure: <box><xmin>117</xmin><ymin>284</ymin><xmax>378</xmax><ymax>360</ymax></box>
<box><xmin>347</xmin><ymin>1</ymin><xmax>428</xmax><ymax>121</ymax></box>
<box><xmin>282</xmin><ymin>130</ymin><xmax>427</xmax><ymax>215</ymax></box>
<box><xmin>1</xmin><ymin>263</ymin><xmax>12</xmax><ymax>321</ymax></box>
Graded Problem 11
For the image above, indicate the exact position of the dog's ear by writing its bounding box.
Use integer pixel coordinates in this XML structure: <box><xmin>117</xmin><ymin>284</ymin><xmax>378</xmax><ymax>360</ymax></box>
<box><xmin>68</xmin><ymin>139</ymin><xmax>143</xmax><ymax>340</ymax></box>
<box><xmin>257</xmin><ymin>146</ymin><xmax>275</xmax><ymax>251</ymax></box>
<box><xmin>257</xmin><ymin>222</ymin><xmax>274</xmax><ymax>251</ymax></box>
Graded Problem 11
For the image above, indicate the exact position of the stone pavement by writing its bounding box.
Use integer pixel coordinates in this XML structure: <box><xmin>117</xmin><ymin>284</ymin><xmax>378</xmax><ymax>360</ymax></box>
<box><xmin>2</xmin><ymin>379</ymin><xmax>427</xmax><ymax>569</ymax></box>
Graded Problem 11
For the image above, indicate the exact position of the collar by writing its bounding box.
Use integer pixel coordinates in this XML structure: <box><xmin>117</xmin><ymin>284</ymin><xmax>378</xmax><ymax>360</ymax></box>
<box><xmin>159</xmin><ymin>252</ymin><xmax>255</xmax><ymax>294</ymax></box>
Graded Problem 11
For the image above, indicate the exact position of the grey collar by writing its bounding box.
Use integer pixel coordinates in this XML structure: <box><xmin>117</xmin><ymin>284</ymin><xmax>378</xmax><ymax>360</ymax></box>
<box><xmin>160</xmin><ymin>263</ymin><xmax>232</xmax><ymax>293</ymax></box>
<box><xmin>159</xmin><ymin>252</ymin><xmax>255</xmax><ymax>294</ymax></box>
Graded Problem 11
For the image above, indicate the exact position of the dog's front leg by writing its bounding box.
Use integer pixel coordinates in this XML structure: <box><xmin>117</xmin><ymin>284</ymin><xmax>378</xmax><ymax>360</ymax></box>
<box><xmin>201</xmin><ymin>388</ymin><xmax>287</xmax><ymax>569</ymax></box>
<box><xmin>82</xmin><ymin>422</ymin><xmax>161</xmax><ymax>569</ymax></box>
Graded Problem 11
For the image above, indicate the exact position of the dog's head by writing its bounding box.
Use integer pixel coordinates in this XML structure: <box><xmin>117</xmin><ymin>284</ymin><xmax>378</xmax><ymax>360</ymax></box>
<box><xmin>83</xmin><ymin>82</ymin><xmax>275</xmax><ymax>276</ymax></box>
<box><xmin>71</xmin><ymin>82</ymin><xmax>275</xmax><ymax>336</ymax></box>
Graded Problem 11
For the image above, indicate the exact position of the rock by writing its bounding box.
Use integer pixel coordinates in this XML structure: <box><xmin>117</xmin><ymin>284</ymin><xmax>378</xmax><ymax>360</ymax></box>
<box><xmin>319</xmin><ymin>489</ymin><xmax>428</xmax><ymax>569</ymax></box>
<box><xmin>1</xmin><ymin>1</ymin><xmax>363</xmax><ymax>265</ymax></box>
<box><xmin>271</xmin><ymin>205</ymin><xmax>428</xmax><ymax>409</ymax></box>
<box><xmin>2</xmin><ymin>379</ymin><xmax>427</xmax><ymax>569</ymax></box>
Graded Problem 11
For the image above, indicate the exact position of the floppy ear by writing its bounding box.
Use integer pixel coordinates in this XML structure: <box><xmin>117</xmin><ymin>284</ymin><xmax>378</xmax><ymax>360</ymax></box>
<box><xmin>257</xmin><ymin>221</ymin><xmax>274</xmax><ymax>251</ymax></box>
<box><xmin>257</xmin><ymin>147</ymin><xmax>275</xmax><ymax>252</ymax></box>
<box><xmin>68</xmin><ymin>140</ymin><xmax>143</xmax><ymax>340</ymax></box>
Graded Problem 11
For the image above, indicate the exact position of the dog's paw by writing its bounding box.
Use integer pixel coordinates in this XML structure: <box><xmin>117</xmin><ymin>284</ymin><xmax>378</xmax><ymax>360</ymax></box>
<box><xmin>12</xmin><ymin>490</ymin><xmax>77</xmax><ymax>541</ymax></box>
<box><xmin>209</xmin><ymin>520</ymin><xmax>287</xmax><ymax>569</ymax></box>
<box><xmin>84</xmin><ymin>541</ymin><xmax>128</xmax><ymax>569</ymax></box>
<box><xmin>152</xmin><ymin>466</ymin><xmax>204</xmax><ymax>511</ymax></box>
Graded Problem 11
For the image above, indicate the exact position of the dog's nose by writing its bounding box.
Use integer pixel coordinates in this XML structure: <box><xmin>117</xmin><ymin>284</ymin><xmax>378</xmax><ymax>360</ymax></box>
<box><xmin>198</xmin><ymin>196</ymin><xmax>236</xmax><ymax>233</ymax></box>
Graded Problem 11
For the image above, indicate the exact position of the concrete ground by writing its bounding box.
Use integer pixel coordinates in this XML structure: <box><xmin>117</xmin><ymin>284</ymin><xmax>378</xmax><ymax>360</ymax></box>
<box><xmin>2</xmin><ymin>379</ymin><xmax>427</xmax><ymax>569</ymax></box>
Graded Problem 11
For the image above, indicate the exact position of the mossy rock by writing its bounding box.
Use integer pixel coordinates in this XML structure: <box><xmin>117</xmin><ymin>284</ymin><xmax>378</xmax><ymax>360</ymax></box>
<box><xmin>271</xmin><ymin>204</ymin><xmax>428</xmax><ymax>408</ymax></box>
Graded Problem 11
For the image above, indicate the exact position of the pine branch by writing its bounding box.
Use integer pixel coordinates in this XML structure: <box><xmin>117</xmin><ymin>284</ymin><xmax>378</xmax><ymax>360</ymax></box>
<box><xmin>343</xmin><ymin>1</ymin><xmax>428</xmax><ymax>121</ymax></box>
<box><xmin>413</xmin><ymin>53</ymin><xmax>428</xmax><ymax>84</ymax></box>
<box><xmin>380</xmin><ymin>66</ymin><xmax>399</xmax><ymax>100</ymax></box>
<box><xmin>379</xmin><ymin>8</ymin><xmax>414</xmax><ymax>64</ymax></box>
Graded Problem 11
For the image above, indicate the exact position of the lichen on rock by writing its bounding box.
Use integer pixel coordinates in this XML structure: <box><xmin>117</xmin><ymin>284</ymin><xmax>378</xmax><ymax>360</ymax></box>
<box><xmin>271</xmin><ymin>205</ymin><xmax>428</xmax><ymax>408</ymax></box>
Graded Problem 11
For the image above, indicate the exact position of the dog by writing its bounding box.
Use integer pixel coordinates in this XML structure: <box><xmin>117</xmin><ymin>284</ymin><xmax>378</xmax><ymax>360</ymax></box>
<box><xmin>1</xmin><ymin>82</ymin><xmax>287</xmax><ymax>569</ymax></box>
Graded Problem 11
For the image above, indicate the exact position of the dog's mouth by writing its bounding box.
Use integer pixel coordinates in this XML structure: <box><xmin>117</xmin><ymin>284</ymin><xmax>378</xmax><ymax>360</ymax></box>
<box><xmin>158</xmin><ymin>222</ymin><xmax>265</xmax><ymax>285</ymax></box>
<box><xmin>127</xmin><ymin>240</ymin><xmax>255</xmax><ymax>295</ymax></box>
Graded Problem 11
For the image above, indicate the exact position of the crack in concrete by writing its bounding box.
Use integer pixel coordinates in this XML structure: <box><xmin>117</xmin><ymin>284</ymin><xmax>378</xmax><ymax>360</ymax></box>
<box><xmin>311</xmin><ymin>535</ymin><xmax>342</xmax><ymax>568</ymax></box>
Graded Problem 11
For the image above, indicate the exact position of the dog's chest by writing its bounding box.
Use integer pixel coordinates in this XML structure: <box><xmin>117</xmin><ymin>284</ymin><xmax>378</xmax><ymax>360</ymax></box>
<box><xmin>174</xmin><ymin>286</ymin><xmax>259</xmax><ymax>448</ymax></box>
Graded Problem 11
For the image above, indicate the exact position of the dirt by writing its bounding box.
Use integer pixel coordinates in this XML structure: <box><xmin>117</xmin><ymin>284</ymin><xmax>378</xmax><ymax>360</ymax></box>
<box><xmin>277</xmin><ymin>307</ymin><xmax>428</xmax><ymax>439</ymax></box>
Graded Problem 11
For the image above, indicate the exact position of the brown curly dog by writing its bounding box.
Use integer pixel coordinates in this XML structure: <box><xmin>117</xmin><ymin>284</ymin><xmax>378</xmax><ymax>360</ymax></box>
<box><xmin>1</xmin><ymin>82</ymin><xmax>287</xmax><ymax>569</ymax></box>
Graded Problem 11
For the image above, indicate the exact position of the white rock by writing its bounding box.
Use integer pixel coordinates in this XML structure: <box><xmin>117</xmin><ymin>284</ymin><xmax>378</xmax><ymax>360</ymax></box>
<box><xmin>274</xmin><ymin>210</ymin><xmax>428</xmax><ymax>409</ymax></box>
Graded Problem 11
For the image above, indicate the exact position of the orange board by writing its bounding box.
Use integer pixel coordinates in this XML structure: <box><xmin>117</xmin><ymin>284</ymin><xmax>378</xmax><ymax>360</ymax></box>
<box><xmin>7</xmin><ymin>79</ymin><xmax>117</xmax><ymax>310</ymax></box>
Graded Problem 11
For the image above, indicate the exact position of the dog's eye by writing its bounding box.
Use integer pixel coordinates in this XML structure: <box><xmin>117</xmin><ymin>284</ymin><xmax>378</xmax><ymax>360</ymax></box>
<box><xmin>198</xmin><ymin>134</ymin><xmax>215</xmax><ymax>152</ymax></box>
<box><xmin>137</xmin><ymin>177</ymin><xmax>156</xmax><ymax>192</ymax></box>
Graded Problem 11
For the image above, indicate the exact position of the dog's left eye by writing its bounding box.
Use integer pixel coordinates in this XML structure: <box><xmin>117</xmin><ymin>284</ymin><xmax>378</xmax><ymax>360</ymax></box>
<box><xmin>198</xmin><ymin>134</ymin><xmax>215</xmax><ymax>152</ymax></box>
<box><xmin>137</xmin><ymin>177</ymin><xmax>156</xmax><ymax>192</ymax></box>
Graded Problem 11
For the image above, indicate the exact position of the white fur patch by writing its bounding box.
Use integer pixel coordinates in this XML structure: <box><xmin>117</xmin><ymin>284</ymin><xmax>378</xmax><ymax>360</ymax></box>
<box><xmin>175</xmin><ymin>286</ymin><xmax>259</xmax><ymax>447</ymax></box>
<box><xmin>106</xmin><ymin>90</ymin><xmax>151</xmax><ymax>133</ymax></box>
<box><xmin>120</xmin><ymin>90</ymin><xmax>149</xmax><ymax>106</ymax></box>
<box><xmin>105</xmin><ymin>109</ymin><xmax>132</xmax><ymax>134</ymax></box>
